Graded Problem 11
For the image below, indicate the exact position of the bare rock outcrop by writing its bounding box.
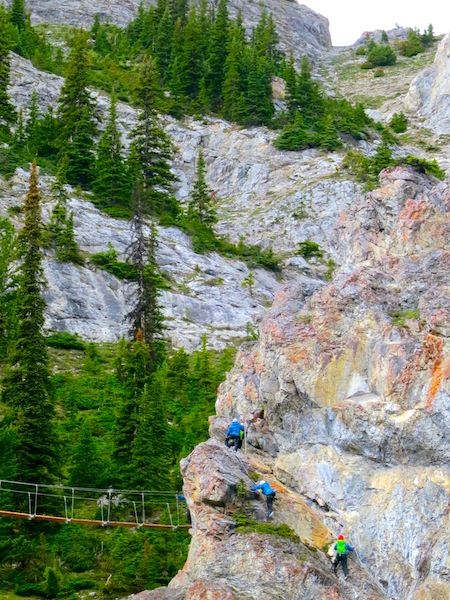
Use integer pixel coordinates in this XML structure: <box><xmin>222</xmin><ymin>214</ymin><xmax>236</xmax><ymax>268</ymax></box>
<box><xmin>161</xmin><ymin>167</ymin><xmax>450</xmax><ymax>599</ymax></box>
<box><xmin>404</xmin><ymin>33</ymin><xmax>450</xmax><ymax>134</ymax></box>
<box><xmin>163</xmin><ymin>439</ymin><xmax>387</xmax><ymax>599</ymax></box>
<box><xmin>5</xmin><ymin>54</ymin><xmax>363</xmax><ymax>348</ymax></box>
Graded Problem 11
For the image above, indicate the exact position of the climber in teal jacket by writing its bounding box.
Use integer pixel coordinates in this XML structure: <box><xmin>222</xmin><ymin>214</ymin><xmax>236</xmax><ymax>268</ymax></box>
<box><xmin>332</xmin><ymin>535</ymin><xmax>354</xmax><ymax>578</ymax></box>
<box><xmin>225</xmin><ymin>418</ymin><xmax>245</xmax><ymax>451</ymax></box>
<box><xmin>251</xmin><ymin>480</ymin><xmax>276</xmax><ymax>517</ymax></box>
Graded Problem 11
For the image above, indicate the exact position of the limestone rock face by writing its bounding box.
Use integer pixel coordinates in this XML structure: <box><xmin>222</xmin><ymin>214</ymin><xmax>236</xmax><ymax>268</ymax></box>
<box><xmin>5</xmin><ymin>54</ymin><xmax>362</xmax><ymax>349</ymax></box>
<box><xmin>1</xmin><ymin>168</ymin><xmax>281</xmax><ymax>350</ymax></box>
<box><xmin>165</xmin><ymin>168</ymin><xmax>450</xmax><ymax>599</ymax></box>
<box><xmin>165</xmin><ymin>440</ymin><xmax>387</xmax><ymax>600</ymax></box>
<box><xmin>3</xmin><ymin>0</ymin><xmax>331</xmax><ymax>61</ymax></box>
<box><xmin>404</xmin><ymin>33</ymin><xmax>450</xmax><ymax>134</ymax></box>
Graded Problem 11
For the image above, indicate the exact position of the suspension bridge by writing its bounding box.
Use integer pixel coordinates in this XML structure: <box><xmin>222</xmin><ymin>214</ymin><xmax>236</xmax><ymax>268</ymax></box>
<box><xmin>0</xmin><ymin>479</ymin><xmax>190</xmax><ymax>530</ymax></box>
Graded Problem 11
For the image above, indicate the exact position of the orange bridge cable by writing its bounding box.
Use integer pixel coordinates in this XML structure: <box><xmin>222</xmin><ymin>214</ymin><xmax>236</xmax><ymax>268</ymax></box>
<box><xmin>0</xmin><ymin>510</ymin><xmax>191</xmax><ymax>530</ymax></box>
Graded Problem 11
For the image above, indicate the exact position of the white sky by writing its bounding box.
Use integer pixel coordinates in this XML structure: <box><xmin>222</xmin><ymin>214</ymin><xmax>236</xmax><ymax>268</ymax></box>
<box><xmin>300</xmin><ymin>1</ymin><xmax>450</xmax><ymax>46</ymax></box>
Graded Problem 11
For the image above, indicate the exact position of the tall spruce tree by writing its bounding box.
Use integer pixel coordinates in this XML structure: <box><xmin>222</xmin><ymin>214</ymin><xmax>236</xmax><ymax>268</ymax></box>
<box><xmin>9</xmin><ymin>0</ymin><xmax>26</xmax><ymax>34</ymax></box>
<box><xmin>284</xmin><ymin>50</ymin><xmax>297</xmax><ymax>117</ymax></box>
<box><xmin>154</xmin><ymin>6</ymin><xmax>174</xmax><ymax>77</ymax></box>
<box><xmin>131</xmin><ymin>54</ymin><xmax>179</xmax><ymax>221</ymax></box>
<box><xmin>188</xmin><ymin>148</ymin><xmax>217</xmax><ymax>227</ymax></box>
<box><xmin>130</xmin><ymin>376</ymin><xmax>171</xmax><ymax>491</ymax></box>
<box><xmin>169</xmin><ymin>0</ymin><xmax>188</xmax><ymax>23</ymax></box>
<box><xmin>0</xmin><ymin>6</ymin><xmax>16</xmax><ymax>142</ymax></box>
<box><xmin>183</xmin><ymin>6</ymin><xmax>204</xmax><ymax>101</ymax></box>
<box><xmin>126</xmin><ymin>180</ymin><xmax>166</xmax><ymax>368</ymax></box>
<box><xmin>167</xmin><ymin>18</ymin><xmax>189</xmax><ymax>115</ymax></box>
<box><xmin>68</xmin><ymin>421</ymin><xmax>103</xmax><ymax>487</ymax></box>
<box><xmin>57</xmin><ymin>31</ymin><xmax>98</xmax><ymax>189</ymax></box>
<box><xmin>246</xmin><ymin>44</ymin><xmax>274</xmax><ymax>125</ymax></box>
<box><xmin>222</xmin><ymin>18</ymin><xmax>247</xmax><ymax>122</ymax></box>
<box><xmin>206</xmin><ymin>0</ymin><xmax>229</xmax><ymax>111</ymax></box>
<box><xmin>2</xmin><ymin>163</ymin><xmax>59</xmax><ymax>485</ymax></box>
<box><xmin>112</xmin><ymin>331</ymin><xmax>149</xmax><ymax>486</ymax></box>
<box><xmin>296</xmin><ymin>56</ymin><xmax>324</xmax><ymax>125</ymax></box>
<box><xmin>94</xmin><ymin>93</ymin><xmax>130</xmax><ymax>208</ymax></box>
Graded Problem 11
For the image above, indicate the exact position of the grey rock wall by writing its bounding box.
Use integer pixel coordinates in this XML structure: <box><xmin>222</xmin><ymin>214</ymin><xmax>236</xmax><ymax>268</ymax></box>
<box><xmin>404</xmin><ymin>33</ymin><xmax>450</xmax><ymax>134</ymax></box>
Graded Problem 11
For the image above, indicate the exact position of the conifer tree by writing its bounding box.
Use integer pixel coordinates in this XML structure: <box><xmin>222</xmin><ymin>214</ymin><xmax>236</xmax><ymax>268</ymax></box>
<box><xmin>296</xmin><ymin>56</ymin><xmax>324</xmax><ymax>125</ymax></box>
<box><xmin>183</xmin><ymin>6</ymin><xmax>204</xmax><ymax>101</ymax></box>
<box><xmin>284</xmin><ymin>50</ymin><xmax>297</xmax><ymax>117</ymax></box>
<box><xmin>167</xmin><ymin>18</ymin><xmax>189</xmax><ymax>115</ymax></box>
<box><xmin>197</xmin><ymin>0</ymin><xmax>211</xmax><ymax>58</ymax></box>
<box><xmin>169</xmin><ymin>0</ymin><xmax>188</xmax><ymax>24</ymax></box>
<box><xmin>58</xmin><ymin>210</ymin><xmax>83</xmax><ymax>264</ymax></box>
<box><xmin>68</xmin><ymin>421</ymin><xmax>103</xmax><ymax>487</ymax></box>
<box><xmin>9</xmin><ymin>0</ymin><xmax>26</xmax><ymax>34</ymax></box>
<box><xmin>0</xmin><ymin>6</ymin><xmax>16</xmax><ymax>142</ymax></box>
<box><xmin>131</xmin><ymin>54</ymin><xmax>179</xmax><ymax>220</ymax></box>
<box><xmin>57</xmin><ymin>31</ymin><xmax>98</xmax><ymax>189</ymax></box>
<box><xmin>154</xmin><ymin>6</ymin><xmax>174</xmax><ymax>77</ymax></box>
<box><xmin>130</xmin><ymin>377</ymin><xmax>171</xmax><ymax>491</ymax></box>
<box><xmin>274</xmin><ymin>111</ymin><xmax>311</xmax><ymax>151</ymax></box>
<box><xmin>188</xmin><ymin>148</ymin><xmax>217</xmax><ymax>227</ymax></box>
<box><xmin>94</xmin><ymin>93</ymin><xmax>130</xmax><ymax>208</ymax></box>
<box><xmin>206</xmin><ymin>0</ymin><xmax>229</xmax><ymax>111</ymax></box>
<box><xmin>2</xmin><ymin>163</ymin><xmax>59</xmax><ymax>485</ymax></box>
<box><xmin>222</xmin><ymin>19</ymin><xmax>246</xmax><ymax>122</ymax></box>
<box><xmin>317</xmin><ymin>114</ymin><xmax>342</xmax><ymax>151</ymax></box>
<box><xmin>246</xmin><ymin>45</ymin><xmax>274</xmax><ymax>125</ymax></box>
<box><xmin>48</xmin><ymin>160</ymin><xmax>84</xmax><ymax>264</ymax></box>
<box><xmin>126</xmin><ymin>183</ymin><xmax>167</xmax><ymax>367</ymax></box>
<box><xmin>112</xmin><ymin>331</ymin><xmax>149</xmax><ymax>486</ymax></box>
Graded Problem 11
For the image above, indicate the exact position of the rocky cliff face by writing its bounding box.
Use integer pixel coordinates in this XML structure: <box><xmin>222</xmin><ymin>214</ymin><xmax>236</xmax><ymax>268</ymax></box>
<box><xmin>3</xmin><ymin>0</ymin><xmax>331</xmax><ymax>60</ymax></box>
<box><xmin>404</xmin><ymin>33</ymin><xmax>450</xmax><ymax>134</ymax></box>
<box><xmin>5</xmin><ymin>53</ymin><xmax>357</xmax><ymax>350</ymax></box>
<box><xmin>152</xmin><ymin>167</ymin><xmax>450</xmax><ymax>600</ymax></box>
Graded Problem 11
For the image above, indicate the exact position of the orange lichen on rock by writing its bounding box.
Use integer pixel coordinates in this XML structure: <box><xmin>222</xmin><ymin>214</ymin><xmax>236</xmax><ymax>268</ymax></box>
<box><xmin>423</xmin><ymin>334</ymin><xmax>449</xmax><ymax>410</ymax></box>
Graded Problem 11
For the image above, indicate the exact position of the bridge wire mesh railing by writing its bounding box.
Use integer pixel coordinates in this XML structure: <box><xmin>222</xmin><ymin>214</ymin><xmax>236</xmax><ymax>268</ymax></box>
<box><xmin>0</xmin><ymin>480</ymin><xmax>189</xmax><ymax>530</ymax></box>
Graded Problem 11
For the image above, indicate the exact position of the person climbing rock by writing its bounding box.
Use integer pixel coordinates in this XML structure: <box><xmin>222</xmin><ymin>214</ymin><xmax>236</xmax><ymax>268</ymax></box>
<box><xmin>225</xmin><ymin>418</ymin><xmax>244</xmax><ymax>452</ymax></box>
<box><xmin>238</xmin><ymin>422</ymin><xmax>245</xmax><ymax>450</ymax></box>
<box><xmin>332</xmin><ymin>534</ymin><xmax>354</xmax><ymax>578</ymax></box>
<box><xmin>251</xmin><ymin>480</ymin><xmax>276</xmax><ymax>517</ymax></box>
<box><xmin>177</xmin><ymin>494</ymin><xmax>191</xmax><ymax>525</ymax></box>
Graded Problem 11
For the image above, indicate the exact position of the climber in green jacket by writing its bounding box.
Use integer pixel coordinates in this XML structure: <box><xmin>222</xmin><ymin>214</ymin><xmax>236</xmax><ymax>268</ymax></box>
<box><xmin>332</xmin><ymin>535</ymin><xmax>354</xmax><ymax>578</ymax></box>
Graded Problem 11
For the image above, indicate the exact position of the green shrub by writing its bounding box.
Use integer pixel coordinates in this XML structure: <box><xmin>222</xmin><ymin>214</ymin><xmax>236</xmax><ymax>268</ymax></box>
<box><xmin>366</xmin><ymin>44</ymin><xmax>397</xmax><ymax>67</ymax></box>
<box><xmin>399</xmin><ymin>156</ymin><xmax>446</xmax><ymax>180</ymax></box>
<box><xmin>390</xmin><ymin>112</ymin><xmax>408</xmax><ymax>133</ymax></box>
<box><xmin>68</xmin><ymin>578</ymin><xmax>97</xmax><ymax>591</ymax></box>
<box><xmin>90</xmin><ymin>243</ymin><xmax>137</xmax><ymax>280</ymax></box>
<box><xmin>297</xmin><ymin>240</ymin><xmax>323</xmax><ymax>258</ymax></box>
<box><xmin>374</xmin><ymin>68</ymin><xmax>385</xmax><ymax>77</ymax></box>
<box><xmin>15</xmin><ymin>583</ymin><xmax>46</xmax><ymax>597</ymax></box>
<box><xmin>390</xmin><ymin>309</ymin><xmax>420</xmax><ymax>327</ymax></box>
<box><xmin>46</xmin><ymin>331</ymin><xmax>86</xmax><ymax>351</ymax></box>
<box><xmin>235</xmin><ymin>516</ymin><xmax>300</xmax><ymax>543</ymax></box>
<box><xmin>355</xmin><ymin>46</ymin><xmax>366</xmax><ymax>56</ymax></box>
<box><xmin>397</xmin><ymin>29</ymin><xmax>424</xmax><ymax>57</ymax></box>
<box><xmin>44</xmin><ymin>567</ymin><xmax>60</xmax><ymax>598</ymax></box>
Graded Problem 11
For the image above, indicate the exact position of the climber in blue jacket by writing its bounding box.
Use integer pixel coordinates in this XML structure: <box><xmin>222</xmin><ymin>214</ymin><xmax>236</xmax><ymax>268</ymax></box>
<box><xmin>225</xmin><ymin>418</ymin><xmax>245</xmax><ymax>452</ymax></box>
<box><xmin>251</xmin><ymin>480</ymin><xmax>276</xmax><ymax>517</ymax></box>
<box><xmin>332</xmin><ymin>535</ymin><xmax>355</xmax><ymax>578</ymax></box>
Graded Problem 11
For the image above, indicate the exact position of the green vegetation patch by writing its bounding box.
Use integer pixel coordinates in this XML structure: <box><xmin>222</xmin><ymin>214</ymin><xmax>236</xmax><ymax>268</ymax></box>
<box><xmin>235</xmin><ymin>514</ymin><xmax>300</xmax><ymax>543</ymax></box>
<box><xmin>390</xmin><ymin>309</ymin><xmax>420</xmax><ymax>327</ymax></box>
